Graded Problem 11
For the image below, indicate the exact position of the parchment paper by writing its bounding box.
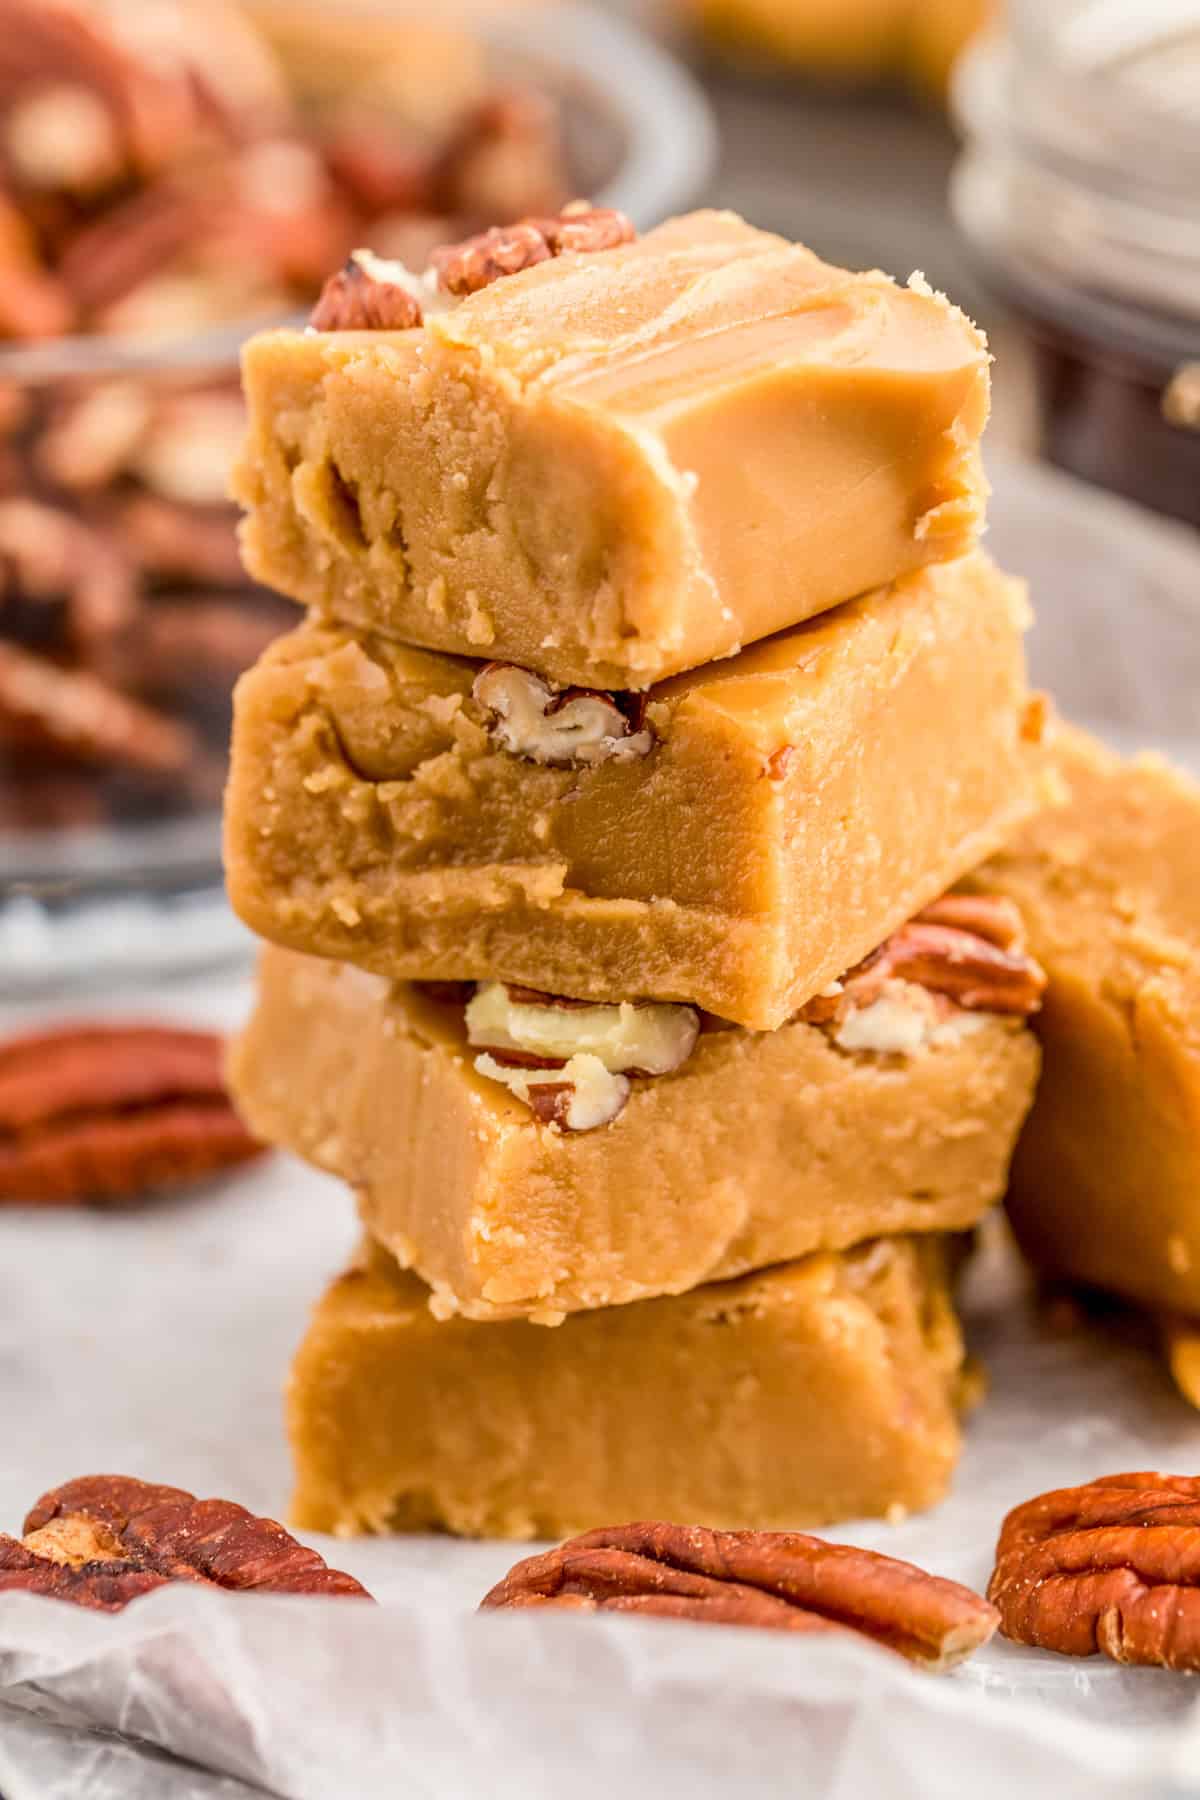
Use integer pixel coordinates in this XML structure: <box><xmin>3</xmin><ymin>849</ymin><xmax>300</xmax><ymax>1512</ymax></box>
<box><xmin>1</xmin><ymin>456</ymin><xmax>1199</xmax><ymax>1797</ymax></box>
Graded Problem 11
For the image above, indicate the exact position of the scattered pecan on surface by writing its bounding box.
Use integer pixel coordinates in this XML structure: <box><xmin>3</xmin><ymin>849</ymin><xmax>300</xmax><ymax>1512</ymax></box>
<box><xmin>988</xmin><ymin>1472</ymin><xmax>1200</xmax><ymax>1670</ymax></box>
<box><xmin>482</xmin><ymin>1522</ymin><xmax>999</xmax><ymax>1671</ymax></box>
<box><xmin>0</xmin><ymin>1021</ymin><xmax>266</xmax><ymax>1204</ymax></box>
<box><xmin>432</xmin><ymin>200</ymin><xmax>635</xmax><ymax>297</ymax></box>
<box><xmin>309</xmin><ymin>248</ymin><xmax>425</xmax><ymax>331</ymax></box>
<box><xmin>0</xmin><ymin>1475</ymin><xmax>370</xmax><ymax>1610</ymax></box>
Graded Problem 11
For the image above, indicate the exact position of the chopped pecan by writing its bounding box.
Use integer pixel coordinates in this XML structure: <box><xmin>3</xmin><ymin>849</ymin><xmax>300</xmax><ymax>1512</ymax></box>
<box><xmin>130</xmin><ymin>390</ymin><xmax>246</xmax><ymax>509</ymax></box>
<box><xmin>323</xmin><ymin>126</ymin><xmax>436</xmax><ymax>217</ymax></box>
<box><xmin>57</xmin><ymin>176</ymin><xmax>223</xmax><ymax>316</ymax></box>
<box><xmin>309</xmin><ymin>248</ymin><xmax>425</xmax><ymax>331</ymax></box>
<box><xmin>129</xmin><ymin>596</ymin><xmax>285</xmax><ymax>697</ymax></box>
<box><xmin>468</xmin><ymin>980</ymin><xmax>698</xmax><ymax>1077</ymax></box>
<box><xmin>432</xmin><ymin>90</ymin><xmax>564</xmax><ymax>222</ymax></box>
<box><xmin>842</xmin><ymin>911</ymin><xmax>1046</xmax><ymax>1018</ymax></box>
<box><xmin>34</xmin><ymin>382</ymin><xmax>155</xmax><ymax>492</ymax></box>
<box><xmin>472</xmin><ymin>662</ymin><xmax>654</xmax><ymax>766</ymax></box>
<box><xmin>432</xmin><ymin>201</ymin><xmax>635</xmax><ymax>297</ymax></box>
<box><xmin>0</xmin><ymin>497</ymin><xmax>138</xmax><ymax>665</ymax></box>
<box><xmin>0</xmin><ymin>1021</ymin><xmax>266</xmax><ymax>1205</ymax></box>
<box><xmin>473</xmin><ymin>1050</ymin><xmax>630</xmax><ymax>1132</ymax></box>
<box><xmin>988</xmin><ymin>1473</ymin><xmax>1200</xmax><ymax>1669</ymax></box>
<box><xmin>0</xmin><ymin>191</ymin><xmax>75</xmax><ymax>338</ymax></box>
<box><xmin>0</xmin><ymin>640</ymin><xmax>196</xmax><ymax>775</ymax></box>
<box><xmin>0</xmin><ymin>1474</ymin><xmax>369</xmax><ymax>1610</ymax></box>
<box><xmin>108</xmin><ymin>493</ymin><xmax>246</xmax><ymax>588</ymax></box>
<box><xmin>483</xmin><ymin>1523</ymin><xmax>998</xmax><ymax>1671</ymax></box>
<box><xmin>6</xmin><ymin>82</ymin><xmax>124</xmax><ymax>196</ymax></box>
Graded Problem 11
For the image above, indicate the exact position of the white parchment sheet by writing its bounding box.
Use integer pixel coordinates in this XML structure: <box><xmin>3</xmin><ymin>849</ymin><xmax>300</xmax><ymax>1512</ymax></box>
<box><xmin>0</xmin><ymin>458</ymin><xmax>1198</xmax><ymax>1797</ymax></box>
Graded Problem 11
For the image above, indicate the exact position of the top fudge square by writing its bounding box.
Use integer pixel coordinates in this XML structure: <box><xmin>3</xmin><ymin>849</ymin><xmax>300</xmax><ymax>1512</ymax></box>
<box><xmin>234</xmin><ymin>210</ymin><xmax>991</xmax><ymax>690</ymax></box>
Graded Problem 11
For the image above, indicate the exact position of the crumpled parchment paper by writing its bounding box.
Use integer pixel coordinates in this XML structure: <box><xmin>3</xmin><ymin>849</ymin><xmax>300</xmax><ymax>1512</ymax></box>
<box><xmin>0</xmin><ymin>456</ymin><xmax>1199</xmax><ymax>1798</ymax></box>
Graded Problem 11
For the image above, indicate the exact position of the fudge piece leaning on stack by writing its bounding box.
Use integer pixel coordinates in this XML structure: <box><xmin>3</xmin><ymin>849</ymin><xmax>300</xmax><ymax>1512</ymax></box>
<box><xmin>225</xmin><ymin>206</ymin><xmax>1051</xmax><ymax>1538</ymax></box>
<box><xmin>968</xmin><ymin>727</ymin><xmax>1200</xmax><ymax>1404</ymax></box>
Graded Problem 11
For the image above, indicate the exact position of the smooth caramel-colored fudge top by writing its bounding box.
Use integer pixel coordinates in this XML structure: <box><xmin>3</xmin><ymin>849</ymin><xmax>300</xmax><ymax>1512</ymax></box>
<box><xmin>230</xmin><ymin>943</ymin><xmax>1038</xmax><ymax>1320</ymax></box>
<box><xmin>235</xmin><ymin>210</ymin><xmax>990</xmax><ymax>688</ymax></box>
<box><xmin>288</xmin><ymin>1236</ymin><xmax>965</xmax><ymax>1538</ymax></box>
<box><xmin>226</xmin><ymin>552</ymin><xmax>1045</xmax><ymax>1026</ymax></box>
<box><xmin>973</xmin><ymin>727</ymin><xmax>1200</xmax><ymax>1314</ymax></box>
<box><xmin>426</xmin><ymin>210</ymin><xmax>988</xmax><ymax>393</ymax></box>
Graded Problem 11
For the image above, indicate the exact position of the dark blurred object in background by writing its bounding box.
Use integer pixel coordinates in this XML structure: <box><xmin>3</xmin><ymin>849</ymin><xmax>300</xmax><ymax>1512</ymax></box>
<box><xmin>675</xmin><ymin>0</ymin><xmax>992</xmax><ymax>100</ymax></box>
<box><xmin>953</xmin><ymin>0</ymin><xmax>1200</xmax><ymax>531</ymax></box>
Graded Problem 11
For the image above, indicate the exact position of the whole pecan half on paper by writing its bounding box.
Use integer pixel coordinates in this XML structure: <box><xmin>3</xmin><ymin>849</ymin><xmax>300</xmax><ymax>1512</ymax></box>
<box><xmin>482</xmin><ymin>1522</ymin><xmax>998</xmax><ymax>1671</ymax></box>
<box><xmin>0</xmin><ymin>1021</ymin><xmax>266</xmax><ymax>1205</ymax></box>
<box><xmin>989</xmin><ymin>1472</ymin><xmax>1200</xmax><ymax>1669</ymax></box>
<box><xmin>0</xmin><ymin>1475</ymin><xmax>370</xmax><ymax>1611</ymax></box>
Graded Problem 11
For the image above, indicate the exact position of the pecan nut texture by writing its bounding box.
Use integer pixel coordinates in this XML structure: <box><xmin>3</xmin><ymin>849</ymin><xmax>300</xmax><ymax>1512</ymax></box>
<box><xmin>0</xmin><ymin>1021</ymin><xmax>267</xmax><ymax>1204</ymax></box>
<box><xmin>989</xmin><ymin>1473</ymin><xmax>1200</xmax><ymax>1670</ymax></box>
<box><xmin>482</xmin><ymin>1522</ymin><xmax>999</xmax><ymax>1671</ymax></box>
<box><xmin>466</xmin><ymin>982</ymin><xmax>699</xmax><ymax>1131</ymax></box>
<box><xmin>432</xmin><ymin>201</ymin><xmax>635</xmax><ymax>296</ymax></box>
<box><xmin>792</xmin><ymin>895</ymin><xmax>1044</xmax><ymax>1039</ymax></box>
<box><xmin>309</xmin><ymin>250</ymin><xmax>427</xmax><ymax>332</ymax></box>
<box><xmin>0</xmin><ymin>1475</ymin><xmax>370</xmax><ymax>1610</ymax></box>
<box><xmin>471</xmin><ymin>663</ymin><xmax>653</xmax><ymax>767</ymax></box>
<box><xmin>0</xmin><ymin>0</ymin><xmax>567</xmax><ymax>342</ymax></box>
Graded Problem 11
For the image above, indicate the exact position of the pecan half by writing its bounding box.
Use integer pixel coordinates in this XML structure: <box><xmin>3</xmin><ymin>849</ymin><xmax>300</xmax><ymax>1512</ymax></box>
<box><xmin>988</xmin><ymin>1473</ymin><xmax>1200</xmax><ymax>1669</ymax></box>
<box><xmin>914</xmin><ymin>894</ymin><xmax>1026</xmax><ymax>952</ymax></box>
<box><xmin>432</xmin><ymin>201</ymin><xmax>635</xmax><ymax>297</ymax></box>
<box><xmin>472</xmin><ymin>663</ymin><xmax>654</xmax><ymax>767</ymax></box>
<box><xmin>483</xmin><ymin>1523</ymin><xmax>998</xmax><ymax>1672</ymax></box>
<box><xmin>309</xmin><ymin>248</ymin><xmax>425</xmax><ymax>331</ymax></box>
<box><xmin>0</xmin><ymin>1021</ymin><xmax>266</xmax><ymax>1204</ymax></box>
<box><xmin>842</xmin><ymin>910</ymin><xmax>1046</xmax><ymax>1018</ymax></box>
<box><xmin>0</xmin><ymin>640</ymin><xmax>196</xmax><ymax>776</ymax></box>
<box><xmin>0</xmin><ymin>1474</ymin><xmax>369</xmax><ymax>1611</ymax></box>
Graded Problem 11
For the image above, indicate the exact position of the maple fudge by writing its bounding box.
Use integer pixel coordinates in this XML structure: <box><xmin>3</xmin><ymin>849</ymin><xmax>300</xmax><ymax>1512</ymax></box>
<box><xmin>225</xmin><ymin>552</ymin><xmax>1046</xmax><ymax>1029</ymax></box>
<box><xmin>229</xmin><ymin>928</ymin><xmax>1041</xmax><ymax>1322</ymax></box>
<box><xmin>289</xmin><ymin>1236</ymin><xmax>967</xmax><ymax>1538</ymax></box>
<box><xmin>233</xmin><ymin>209</ymin><xmax>990</xmax><ymax>690</ymax></box>
<box><xmin>971</xmin><ymin>728</ymin><xmax>1200</xmax><ymax>1315</ymax></box>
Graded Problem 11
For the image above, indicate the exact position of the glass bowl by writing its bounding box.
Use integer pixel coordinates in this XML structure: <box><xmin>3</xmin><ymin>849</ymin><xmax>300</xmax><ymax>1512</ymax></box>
<box><xmin>952</xmin><ymin>1</ymin><xmax>1200</xmax><ymax>527</ymax></box>
<box><xmin>0</xmin><ymin>2</ymin><xmax>715</xmax><ymax>992</ymax></box>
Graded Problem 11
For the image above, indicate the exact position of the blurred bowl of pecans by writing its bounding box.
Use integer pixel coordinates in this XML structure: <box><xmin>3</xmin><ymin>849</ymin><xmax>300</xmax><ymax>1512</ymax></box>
<box><xmin>0</xmin><ymin>0</ymin><xmax>713</xmax><ymax>959</ymax></box>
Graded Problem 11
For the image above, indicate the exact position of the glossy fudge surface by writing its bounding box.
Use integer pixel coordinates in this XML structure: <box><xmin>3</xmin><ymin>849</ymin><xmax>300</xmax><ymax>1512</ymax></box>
<box><xmin>973</xmin><ymin>728</ymin><xmax>1200</xmax><ymax>1314</ymax></box>
<box><xmin>229</xmin><ymin>945</ymin><xmax>1039</xmax><ymax>1323</ymax></box>
<box><xmin>289</xmin><ymin>1236</ymin><xmax>966</xmax><ymax>1539</ymax></box>
<box><xmin>234</xmin><ymin>210</ymin><xmax>990</xmax><ymax>690</ymax></box>
<box><xmin>225</xmin><ymin>553</ymin><xmax>1046</xmax><ymax>1029</ymax></box>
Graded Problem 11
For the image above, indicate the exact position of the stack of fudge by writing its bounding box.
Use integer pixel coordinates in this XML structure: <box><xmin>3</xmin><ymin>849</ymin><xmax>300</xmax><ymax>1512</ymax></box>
<box><xmin>224</xmin><ymin>209</ymin><xmax>1052</xmax><ymax>1539</ymax></box>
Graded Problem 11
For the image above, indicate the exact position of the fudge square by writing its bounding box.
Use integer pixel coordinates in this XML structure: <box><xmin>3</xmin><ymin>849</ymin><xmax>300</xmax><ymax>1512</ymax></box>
<box><xmin>288</xmin><ymin>1236</ymin><xmax>968</xmax><ymax>1539</ymax></box>
<box><xmin>225</xmin><ymin>552</ymin><xmax>1047</xmax><ymax>1031</ymax></box>
<box><xmin>972</xmin><ymin>726</ymin><xmax>1200</xmax><ymax>1317</ymax></box>
<box><xmin>229</xmin><ymin>931</ymin><xmax>1042</xmax><ymax>1324</ymax></box>
<box><xmin>233</xmin><ymin>209</ymin><xmax>991</xmax><ymax>691</ymax></box>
